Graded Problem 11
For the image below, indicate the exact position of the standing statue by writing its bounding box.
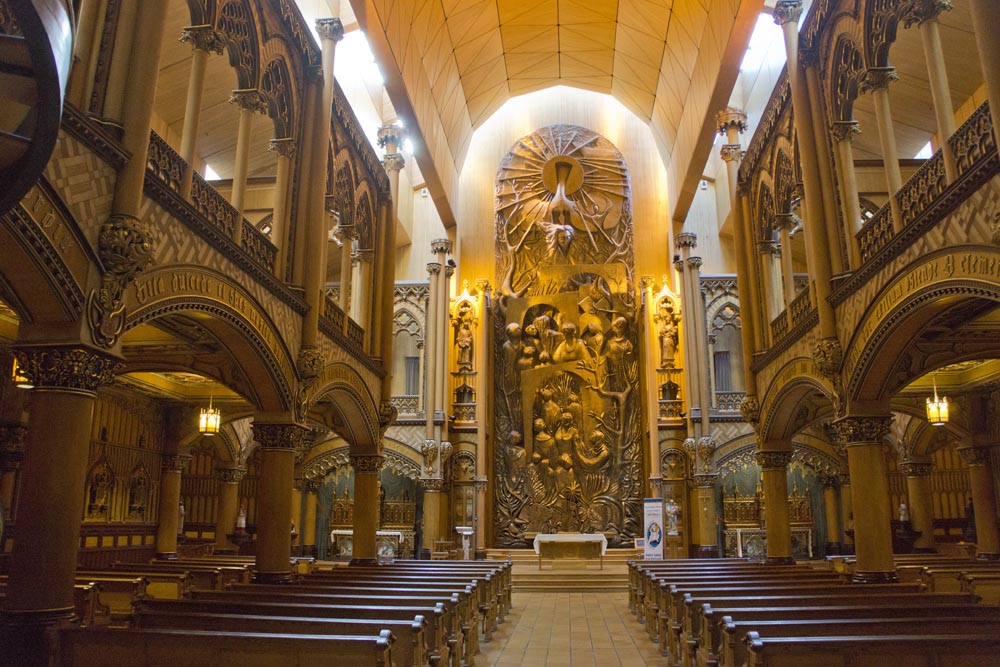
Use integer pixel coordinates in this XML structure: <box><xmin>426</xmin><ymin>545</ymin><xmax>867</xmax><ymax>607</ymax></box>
<box><xmin>899</xmin><ymin>501</ymin><xmax>910</xmax><ymax>523</ymax></box>
<box><xmin>666</xmin><ymin>497</ymin><xmax>680</xmax><ymax>535</ymax></box>
<box><xmin>236</xmin><ymin>504</ymin><xmax>247</xmax><ymax>534</ymax></box>
<box><xmin>177</xmin><ymin>500</ymin><xmax>185</xmax><ymax>537</ymax></box>
<box><xmin>656</xmin><ymin>302</ymin><xmax>679</xmax><ymax>368</ymax></box>
<box><xmin>456</xmin><ymin>321</ymin><xmax>474</xmax><ymax>371</ymax></box>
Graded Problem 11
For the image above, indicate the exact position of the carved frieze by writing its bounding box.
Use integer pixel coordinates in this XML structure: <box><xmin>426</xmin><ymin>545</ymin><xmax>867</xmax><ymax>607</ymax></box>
<box><xmin>832</xmin><ymin>415</ymin><xmax>893</xmax><ymax>446</ymax></box>
<box><xmin>755</xmin><ymin>450</ymin><xmax>793</xmax><ymax>470</ymax></box>
<box><xmin>352</xmin><ymin>454</ymin><xmax>385</xmax><ymax>474</ymax></box>
<box><xmin>254</xmin><ymin>422</ymin><xmax>308</xmax><ymax>451</ymax></box>
<box><xmin>13</xmin><ymin>345</ymin><xmax>122</xmax><ymax>392</ymax></box>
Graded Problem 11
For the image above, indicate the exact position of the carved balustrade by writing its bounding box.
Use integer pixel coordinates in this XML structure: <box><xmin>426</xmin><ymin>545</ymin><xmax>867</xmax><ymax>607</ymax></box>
<box><xmin>322</xmin><ymin>294</ymin><xmax>346</xmax><ymax>332</ymax></box>
<box><xmin>240</xmin><ymin>219</ymin><xmax>277</xmax><ymax>274</ymax></box>
<box><xmin>146</xmin><ymin>132</ymin><xmax>185</xmax><ymax>193</ymax></box>
<box><xmin>788</xmin><ymin>286</ymin><xmax>813</xmax><ymax>328</ymax></box>
<box><xmin>950</xmin><ymin>101</ymin><xmax>996</xmax><ymax>178</ymax></box>
<box><xmin>770</xmin><ymin>311</ymin><xmax>789</xmax><ymax>341</ymax></box>
<box><xmin>897</xmin><ymin>148</ymin><xmax>947</xmax><ymax>227</ymax></box>
<box><xmin>857</xmin><ymin>204</ymin><xmax>894</xmax><ymax>263</ymax></box>
<box><xmin>715</xmin><ymin>391</ymin><xmax>746</xmax><ymax>413</ymax></box>
<box><xmin>346</xmin><ymin>318</ymin><xmax>364</xmax><ymax>348</ymax></box>
<box><xmin>390</xmin><ymin>395</ymin><xmax>419</xmax><ymax>415</ymax></box>
<box><xmin>189</xmin><ymin>172</ymin><xmax>239</xmax><ymax>239</ymax></box>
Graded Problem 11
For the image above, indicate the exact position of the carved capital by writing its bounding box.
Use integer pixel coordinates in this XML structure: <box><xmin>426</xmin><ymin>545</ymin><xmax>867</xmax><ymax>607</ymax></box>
<box><xmin>837</xmin><ymin>472</ymin><xmax>851</xmax><ymax>487</ymax></box>
<box><xmin>162</xmin><ymin>454</ymin><xmax>191</xmax><ymax>472</ymax></box>
<box><xmin>902</xmin><ymin>461</ymin><xmax>933</xmax><ymax>477</ymax></box>
<box><xmin>296</xmin><ymin>346</ymin><xmax>325</xmax><ymax>380</ymax></box>
<box><xmin>315</xmin><ymin>17</ymin><xmax>344</xmax><ymax>42</ymax></box>
<box><xmin>830</xmin><ymin>121</ymin><xmax>861</xmax><ymax>143</ymax></box>
<box><xmin>378</xmin><ymin>399</ymin><xmax>398</xmax><ymax>434</ymax></box>
<box><xmin>354</xmin><ymin>249</ymin><xmax>374</xmax><ymax>264</ymax></box>
<box><xmin>812</xmin><ymin>337</ymin><xmax>843</xmax><ymax>381</ymax></box>
<box><xmin>675</xmin><ymin>232</ymin><xmax>697</xmax><ymax>249</ymax></box>
<box><xmin>736</xmin><ymin>180</ymin><xmax>751</xmax><ymax>197</ymax></box>
<box><xmin>720</xmin><ymin>143</ymin><xmax>742</xmax><ymax>163</ymax></box>
<box><xmin>474</xmin><ymin>476</ymin><xmax>488</xmax><ymax>491</ymax></box>
<box><xmin>352</xmin><ymin>454</ymin><xmax>385</xmax><ymax>474</ymax></box>
<box><xmin>640</xmin><ymin>275</ymin><xmax>655</xmax><ymax>290</ymax></box>
<box><xmin>383</xmin><ymin>153</ymin><xmax>405</xmax><ymax>173</ymax></box>
<box><xmin>756</xmin><ymin>450</ymin><xmax>792</xmax><ymax>470</ymax></box>
<box><xmin>861</xmin><ymin>67</ymin><xmax>899</xmax><ymax>94</ymax></box>
<box><xmin>333</xmin><ymin>223</ymin><xmax>358</xmax><ymax>243</ymax></box>
<box><xmin>268</xmin><ymin>137</ymin><xmax>297</xmax><ymax>159</ymax></box>
<box><xmin>303</xmin><ymin>478</ymin><xmax>322</xmax><ymax>494</ymax></box>
<box><xmin>229</xmin><ymin>89</ymin><xmax>267</xmax><ymax>114</ymax></box>
<box><xmin>420</xmin><ymin>478</ymin><xmax>444</xmax><ymax>491</ymax></box>
<box><xmin>214</xmin><ymin>467</ymin><xmax>246</xmax><ymax>483</ymax></box>
<box><xmin>819</xmin><ymin>473</ymin><xmax>839</xmax><ymax>489</ymax></box>
<box><xmin>254</xmin><ymin>422</ymin><xmax>309</xmax><ymax>451</ymax></box>
<box><xmin>431</xmin><ymin>238</ymin><xmax>453</xmax><ymax>255</ymax></box>
<box><xmin>474</xmin><ymin>278</ymin><xmax>491</xmax><ymax>295</ymax></box>
<box><xmin>716</xmin><ymin>107</ymin><xmax>748</xmax><ymax>135</ymax></box>
<box><xmin>905</xmin><ymin>0</ymin><xmax>953</xmax><ymax>27</ymax></box>
<box><xmin>87</xmin><ymin>214</ymin><xmax>154</xmax><ymax>348</ymax></box>
<box><xmin>740</xmin><ymin>395</ymin><xmax>761</xmax><ymax>424</ymax></box>
<box><xmin>774</xmin><ymin>213</ymin><xmax>796</xmax><ymax>232</ymax></box>
<box><xmin>686</xmin><ymin>256</ymin><xmax>703</xmax><ymax>270</ymax></box>
<box><xmin>427</xmin><ymin>262</ymin><xmax>442</xmax><ymax>276</ymax></box>
<box><xmin>13</xmin><ymin>345</ymin><xmax>122</xmax><ymax>393</ymax></box>
<box><xmin>445</xmin><ymin>264</ymin><xmax>455</xmax><ymax>278</ymax></box>
<box><xmin>692</xmin><ymin>473</ymin><xmax>718</xmax><ymax>488</ymax></box>
<box><xmin>377</xmin><ymin>124</ymin><xmax>405</xmax><ymax>152</ymax></box>
<box><xmin>179</xmin><ymin>25</ymin><xmax>224</xmax><ymax>54</ymax></box>
<box><xmin>773</xmin><ymin>1</ymin><xmax>803</xmax><ymax>26</ymax></box>
<box><xmin>958</xmin><ymin>446</ymin><xmax>992</xmax><ymax>467</ymax></box>
<box><xmin>832</xmin><ymin>415</ymin><xmax>893</xmax><ymax>446</ymax></box>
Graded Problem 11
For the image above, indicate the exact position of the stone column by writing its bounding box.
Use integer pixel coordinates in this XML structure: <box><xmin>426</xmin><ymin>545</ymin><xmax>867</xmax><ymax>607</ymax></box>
<box><xmin>178</xmin><ymin>25</ymin><xmax>223</xmax><ymax>197</ymax></box>
<box><xmin>830</xmin><ymin>121</ymin><xmax>864</xmax><ymax>267</ymax></box>
<box><xmin>302</xmin><ymin>479</ymin><xmax>320</xmax><ymax>556</ymax></box>
<box><xmin>431</xmin><ymin>240</ymin><xmax>454</xmax><ymax>433</ymax></box>
<box><xmin>0</xmin><ymin>346</ymin><xmax>120</xmax><ymax>660</ymax></box>
<box><xmin>968</xmin><ymin>0</ymin><xmax>1000</xmax><ymax>154</ymax></box>
<box><xmin>377</xmin><ymin>125</ymin><xmax>405</xmax><ymax>363</ymax></box>
<box><xmin>757</xmin><ymin>450</ymin><xmax>794</xmax><ymax>564</ymax></box>
<box><xmin>229</xmin><ymin>89</ymin><xmax>266</xmax><ymax>241</ymax></box>
<box><xmin>902</xmin><ymin>461</ymin><xmax>935</xmax><ymax>552</ymax></box>
<box><xmin>100</xmin><ymin>1</ymin><xmax>140</xmax><ymax>122</ymax></box>
<box><xmin>351</xmin><ymin>454</ymin><xmax>385</xmax><ymax>565</ymax></box>
<box><xmin>474</xmin><ymin>280</ymin><xmax>490</xmax><ymax>557</ymax></box>
<box><xmin>335</xmin><ymin>223</ymin><xmax>357</xmax><ymax>315</ymax></box>
<box><xmin>908</xmin><ymin>1</ymin><xmax>958</xmax><ymax>180</ymax></box>
<box><xmin>213</xmin><ymin>466</ymin><xmax>245</xmax><ymax>552</ymax></box>
<box><xmin>268</xmin><ymin>138</ymin><xmax>297</xmax><ymax>278</ymax></box>
<box><xmin>775</xmin><ymin>214</ymin><xmax>796</xmax><ymax>310</ymax></box>
<box><xmin>821</xmin><ymin>475</ymin><xmax>842</xmax><ymax>554</ymax></box>
<box><xmin>0</xmin><ymin>422</ymin><xmax>26</xmax><ymax>519</ymax></box>
<box><xmin>839</xmin><ymin>472</ymin><xmax>854</xmax><ymax>552</ymax></box>
<box><xmin>641</xmin><ymin>277</ymin><xmax>663</xmax><ymax>497</ymax></box>
<box><xmin>959</xmin><ymin>447</ymin><xmax>1000</xmax><ymax>559</ymax></box>
<box><xmin>673</xmin><ymin>255</ymin><xmax>697</xmax><ymax>439</ymax></box>
<box><xmin>253</xmin><ymin>422</ymin><xmax>306</xmax><ymax>582</ymax></box>
<box><xmin>154</xmin><ymin>454</ymin><xmax>190</xmax><ymax>559</ymax></box>
<box><xmin>862</xmin><ymin>68</ymin><xmax>904</xmax><ymax>231</ymax></box>
<box><xmin>834</xmin><ymin>415</ymin><xmax>896</xmax><ymax>581</ymax></box>
<box><xmin>687</xmin><ymin>256</ymin><xmax>712</xmax><ymax>440</ymax></box>
<box><xmin>424</xmin><ymin>263</ymin><xmax>442</xmax><ymax>441</ymax></box>
<box><xmin>758</xmin><ymin>241</ymin><xmax>782</xmax><ymax>327</ymax></box>
<box><xmin>707</xmin><ymin>334</ymin><xmax>717</xmax><ymax>410</ymax></box>
<box><xmin>290</xmin><ymin>476</ymin><xmax>303</xmax><ymax>552</ymax></box>
<box><xmin>675</xmin><ymin>233</ymin><xmax>701</xmax><ymax>437</ymax></box>
<box><xmin>354</xmin><ymin>249</ymin><xmax>375</xmax><ymax>330</ymax></box>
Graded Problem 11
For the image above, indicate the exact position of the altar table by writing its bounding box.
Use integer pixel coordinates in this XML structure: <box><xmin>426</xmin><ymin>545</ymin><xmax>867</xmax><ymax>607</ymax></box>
<box><xmin>532</xmin><ymin>533</ymin><xmax>608</xmax><ymax>569</ymax></box>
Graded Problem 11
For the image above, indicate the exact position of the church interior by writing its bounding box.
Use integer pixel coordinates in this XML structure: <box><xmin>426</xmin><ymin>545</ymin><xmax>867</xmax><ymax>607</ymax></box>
<box><xmin>3</xmin><ymin>0</ymin><xmax>1000</xmax><ymax>664</ymax></box>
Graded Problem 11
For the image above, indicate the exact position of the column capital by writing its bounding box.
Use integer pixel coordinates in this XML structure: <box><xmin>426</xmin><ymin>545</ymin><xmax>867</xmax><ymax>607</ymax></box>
<box><xmin>354</xmin><ymin>248</ymin><xmax>374</xmax><ymax>264</ymax></box>
<box><xmin>213</xmin><ymin>467</ymin><xmax>246</xmax><ymax>483</ymax></box>
<box><xmin>229</xmin><ymin>88</ymin><xmax>267</xmax><ymax>114</ymax></box>
<box><xmin>419</xmin><ymin>478</ymin><xmax>444</xmax><ymax>491</ymax></box>
<box><xmin>758</xmin><ymin>239</ymin><xmax>779</xmax><ymax>257</ymax></box>
<box><xmin>676</xmin><ymin>232</ymin><xmax>697</xmax><ymax>249</ymax></box>
<box><xmin>832</xmin><ymin>415</ymin><xmax>893</xmax><ymax>446</ymax></box>
<box><xmin>773</xmin><ymin>1</ymin><xmax>803</xmax><ymax>26</ymax></box>
<box><xmin>819</xmin><ymin>473</ymin><xmax>839</xmax><ymax>489</ymax></box>
<box><xmin>179</xmin><ymin>25</ymin><xmax>224</xmax><ymax>54</ymax></box>
<box><xmin>686</xmin><ymin>256</ymin><xmax>703</xmax><ymax>271</ymax></box>
<box><xmin>253</xmin><ymin>422</ymin><xmax>309</xmax><ymax>451</ymax></box>
<box><xmin>774</xmin><ymin>213</ymin><xmax>797</xmax><ymax>231</ymax></box>
<box><xmin>640</xmin><ymin>275</ymin><xmax>656</xmax><ymax>290</ymax></box>
<box><xmin>830</xmin><ymin>120</ymin><xmax>861</xmax><ymax>143</ymax></box>
<box><xmin>740</xmin><ymin>395</ymin><xmax>761</xmax><ymax>425</ymax></box>
<box><xmin>716</xmin><ymin>107</ymin><xmax>748</xmax><ymax>135</ymax></box>
<box><xmin>904</xmin><ymin>0</ymin><xmax>953</xmax><ymax>27</ymax></box>
<box><xmin>268</xmin><ymin>137</ymin><xmax>297</xmax><ymax>159</ymax></box>
<box><xmin>13</xmin><ymin>345</ymin><xmax>123</xmax><ymax>394</ymax></box>
<box><xmin>378</xmin><ymin>399</ymin><xmax>398</xmax><ymax>435</ymax></box>
<box><xmin>303</xmin><ymin>478</ymin><xmax>322</xmax><ymax>494</ymax></box>
<box><xmin>902</xmin><ymin>461</ymin><xmax>933</xmax><ymax>477</ymax></box>
<box><xmin>352</xmin><ymin>454</ymin><xmax>385</xmax><ymax>474</ymax></box>
<box><xmin>333</xmin><ymin>223</ymin><xmax>358</xmax><ymax>243</ymax></box>
<box><xmin>861</xmin><ymin>67</ymin><xmax>899</xmax><ymax>94</ymax></box>
<box><xmin>720</xmin><ymin>144</ymin><xmax>742</xmax><ymax>163</ymax></box>
<box><xmin>837</xmin><ymin>472</ymin><xmax>851</xmax><ymax>486</ymax></box>
<box><xmin>474</xmin><ymin>278</ymin><xmax>491</xmax><ymax>294</ymax></box>
<box><xmin>692</xmin><ymin>473</ymin><xmax>718</xmax><ymax>488</ymax></box>
<box><xmin>445</xmin><ymin>264</ymin><xmax>455</xmax><ymax>278</ymax></box>
<box><xmin>383</xmin><ymin>153</ymin><xmax>405</xmax><ymax>173</ymax></box>
<box><xmin>427</xmin><ymin>261</ymin><xmax>442</xmax><ymax>276</ymax></box>
<box><xmin>431</xmin><ymin>238</ymin><xmax>453</xmax><ymax>255</ymax></box>
<box><xmin>162</xmin><ymin>454</ymin><xmax>191</xmax><ymax>472</ymax></box>
<box><xmin>315</xmin><ymin>17</ymin><xmax>345</xmax><ymax>43</ymax></box>
<box><xmin>958</xmin><ymin>446</ymin><xmax>992</xmax><ymax>467</ymax></box>
<box><xmin>377</xmin><ymin>123</ymin><xmax>405</xmax><ymax>153</ymax></box>
<box><xmin>756</xmin><ymin>450</ymin><xmax>793</xmax><ymax>470</ymax></box>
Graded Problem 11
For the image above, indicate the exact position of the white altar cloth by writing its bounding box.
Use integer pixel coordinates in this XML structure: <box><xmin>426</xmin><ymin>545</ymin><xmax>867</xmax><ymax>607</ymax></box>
<box><xmin>532</xmin><ymin>533</ymin><xmax>608</xmax><ymax>555</ymax></box>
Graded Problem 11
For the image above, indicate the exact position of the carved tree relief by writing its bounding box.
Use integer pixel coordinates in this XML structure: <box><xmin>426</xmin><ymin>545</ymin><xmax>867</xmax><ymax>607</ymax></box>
<box><xmin>492</xmin><ymin>125</ymin><xmax>641</xmax><ymax>547</ymax></box>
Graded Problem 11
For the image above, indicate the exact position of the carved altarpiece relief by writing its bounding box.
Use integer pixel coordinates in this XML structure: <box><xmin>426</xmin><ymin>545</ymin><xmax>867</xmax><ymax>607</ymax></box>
<box><xmin>493</xmin><ymin>125</ymin><xmax>642</xmax><ymax>547</ymax></box>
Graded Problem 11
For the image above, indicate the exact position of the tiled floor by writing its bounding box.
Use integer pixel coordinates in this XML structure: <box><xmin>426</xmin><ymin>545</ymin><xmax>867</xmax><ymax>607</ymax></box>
<box><xmin>478</xmin><ymin>591</ymin><xmax>667</xmax><ymax>666</ymax></box>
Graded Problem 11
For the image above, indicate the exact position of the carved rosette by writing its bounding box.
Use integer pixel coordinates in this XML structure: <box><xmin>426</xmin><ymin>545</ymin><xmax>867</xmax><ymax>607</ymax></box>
<box><xmin>269</xmin><ymin>137</ymin><xmax>297</xmax><ymax>159</ymax></box>
<box><xmin>214</xmin><ymin>467</ymin><xmax>246</xmax><ymax>484</ymax></box>
<box><xmin>832</xmin><ymin>415</ymin><xmax>893</xmax><ymax>446</ymax></box>
<box><xmin>773</xmin><ymin>1</ymin><xmax>803</xmax><ymax>26</ymax></box>
<box><xmin>13</xmin><ymin>346</ymin><xmax>122</xmax><ymax>393</ymax></box>
<box><xmin>739</xmin><ymin>395</ymin><xmax>761</xmax><ymax>425</ymax></box>
<box><xmin>179</xmin><ymin>25</ymin><xmax>224</xmax><ymax>54</ymax></box>
<box><xmin>720</xmin><ymin>144</ymin><xmax>742</xmax><ymax>163</ymax></box>
<box><xmin>861</xmin><ymin>67</ymin><xmax>899</xmax><ymax>94</ymax></box>
<box><xmin>86</xmin><ymin>214</ymin><xmax>154</xmax><ymax>348</ymax></box>
<box><xmin>352</xmin><ymin>454</ymin><xmax>385</xmax><ymax>474</ymax></box>
<box><xmin>812</xmin><ymin>337</ymin><xmax>843</xmax><ymax>380</ymax></box>
<box><xmin>315</xmin><ymin>17</ymin><xmax>344</xmax><ymax>43</ymax></box>
<box><xmin>162</xmin><ymin>454</ymin><xmax>191</xmax><ymax>473</ymax></box>
<box><xmin>830</xmin><ymin>121</ymin><xmax>861</xmax><ymax>143</ymax></box>
<box><xmin>254</xmin><ymin>423</ymin><xmax>308</xmax><ymax>451</ymax></box>
<box><xmin>958</xmin><ymin>447</ymin><xmax>992</xmax><ymax>467</ymax></box>
<box><xmin>756</xmin><ymin>450</ymin><xmax>793</xmax><ymax>471</ymax></box>
<box><xmin>902</xmin><ymin>461</ymin><xmax>933</xmax><ymax>477</ymax></box>
<box><xmin>229</xmin><ymin>89</ymin><xmax>267</xmax><ymax>114</ymax></box>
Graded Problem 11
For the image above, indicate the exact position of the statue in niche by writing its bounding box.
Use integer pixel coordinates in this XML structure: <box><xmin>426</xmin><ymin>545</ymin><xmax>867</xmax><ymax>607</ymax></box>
<box><xmin>655</xmin><ymin>301</ymin><xmax>679</xmax><ymax>368</ymax></box>
<box><xmin>553</xmin><ymin>322</ymin><xmax>589</xmax><ymax>363</ymax></box>
<box><xmin>456</xmin><ymin>321</ymin><xmax>474</xmax><ymax>372</ymax></box>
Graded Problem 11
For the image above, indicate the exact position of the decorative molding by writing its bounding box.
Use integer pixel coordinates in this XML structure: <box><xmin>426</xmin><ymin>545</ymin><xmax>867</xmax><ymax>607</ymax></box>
<box><xmin>772</xmin><ymin>1</ymin><xmax>803</xmax><ymax>26</ymax></box>
<box><xmin>179</xmin><ymin>24</ymin><xmax>224</xmax><ymax>53</ymax></box>
<box><xmin>87</xmin><ymin>214</ymin><xmax>154</xmax><ymax>348</ymax></box>
<box><xmin>213</xmin><ymin>467</ymin><xmax>246</xmax><ymax>483</ymax></box>
<box><xmin>756</xmin><ymin>450</ymin><xmax>793</xmax><ymax>470</ymax></box>
<box><xmin>254</xmin><ymin>423</ymin><xmax>308</xmax><ymax>450</ymax></box>
<box><xmin>13</xmin><ymin>345</ymin><xmax>122</xmax><ymax>393</ymax></box>
<box><xmin>351</xmin><ymin>454</ymin><xmax>385</xmax><ymax>474</ymax></box>
<box><xmin>61</xmin><ymin>104</ymin><xmax>130</xmax><ymax>169</ymax></box>
<box><xmin>958</xmin><ymin>447</ymin><xmax>992</xmax><ymax>467</ymax></box>
<box><xmin>902</xmin><ymin>461</ymin><xmax>932</xmax><ymax>476</ymax></box>
<box><xmin>832</xmin><ymin>415</ymin><xmax>893</xmax><ymax>446</ymax></box>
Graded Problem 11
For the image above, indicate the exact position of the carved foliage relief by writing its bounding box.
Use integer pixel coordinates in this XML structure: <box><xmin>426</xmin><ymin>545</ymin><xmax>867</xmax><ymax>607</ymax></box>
<box><xmin>492</xmin><ymin>125</ymin><xmax>641</xmax><ymax>547</ymax></box>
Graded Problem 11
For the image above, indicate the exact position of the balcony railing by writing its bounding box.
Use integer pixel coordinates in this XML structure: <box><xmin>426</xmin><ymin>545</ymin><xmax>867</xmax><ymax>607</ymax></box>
<box><xmin>146</xmin><ymin>132</ymin><xmax>184</xmax><ymax>193</ymax></box>
<box><xmin>950</xmin><ymin>101</ymin><xmax>997</xmax><ymax>178</ymax></box>
<box><xmin>897</xmin><ymin>148</ymin><xmax>947</xmax><ymax>227</ymax></box>
<box><xmin>346</xmin><ymin>318</ymin><xmax>364</xmax><ymax>348</ymax></box>
<box><xmin>857</xmin><ymin>200</ymin><xmax>894</xmax><ymax>263</ymax></box>
<box><xmin>715</xmin><ymin>391</ymin><xmax>746</xmax><ymax>413</ymax></box>
<box><xmin>390</xmin><ymin>395</ymin><xmax>420</xmax><ymax>415</ymax></box>
<box><xmin>240</xmin><ymin>219</ymin><xmax>277</xmax><ymax>274</ymax></box>
<box><xmin>770</xmin><ymin>311</ymin><xmax>789</xmax><ymax>341</ymax></box>
<box><xmin>788</xmin><ymin>287</ymin><xmax>813</xmax><ymax>328</ymax></box>
<box><xmin>323</xmin><ymin>294</ymin><xmax>346</xmax><ymax>332</ymax></box>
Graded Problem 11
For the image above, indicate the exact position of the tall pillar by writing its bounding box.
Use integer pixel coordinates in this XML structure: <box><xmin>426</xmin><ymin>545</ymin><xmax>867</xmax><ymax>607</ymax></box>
<box><xmin>100</xmin><ymin>0</ymin><xmax>140</xmax><ymax>122</ymax></box>
<box><xmin>862</xmin><ymin>68</ymin><xmax>904</xmax><ymax>231</ymax></box>
<box><xmin>707</xmin><ymin>334</ymin><xmax>717</xmax><ymax>409</ymax></box>
<box><xmin>302</xmin><ymin>479</ymin><xmax>320</xmax><ymax>557</ymax></box>
<box><xmin>155</xmin><ymin>454</ymin><xmax>190</xmax><ymax>559</ymax></box>
<box><xmin>830</xmin><ymin>121</ymin><xmax>864</xmax><ymax>267</ymax></box>
<box><xmin>290</xmin><ymin>475</ymin><xmax>304</xmax><ymax>550</ymax></box>
<box><xmin>178</xmin><ymin>25</ymin><xmax>223</xmax><ymax>197</ymax></box>
<box><xmin>968</xmin><ymin>0</ymin><xmax>1000</xmax><ymax>155</ymax></box>
<box><xmin>474</xmin><ymin>280</ymin><xmax>491</xmax><ymax>558</ymax></box>
<box><xmin>821</xmin><ymin>475</ymin><xmax>842</xmax><ymax>554</ymax></box>
<box><xmin>351</xmin><ymin>454</ymin><xmax>385</xmax><ymax>565</ymax></box>
<box><xmin>958</xmin><ymin>447</ymin><xmax>1000</xmax><ymax>559</ymax></box>
<box><xmin>0</xmin><ymin>346</ymin><xmax>120</xmax><ymax>661</ymax></box>
<box><xmin>775</xmin><ymin>214</ymin><xmax>796</xmax><ymax>309</ymax></box>
<box><xmin>431</xmin><ymin>239</ymin><xmax>454</xmax><ymax>435</ymax></box>
<box><xmin>355</xmin><ymin>250</ymin><xmax>375</xmax><ymax>329</ymax></box>
<box><xmin>336</xmin><ymin>223</ymin><xmax>357</xmax><ymax>315</ymax></box>
<box><xmin>421</xmin><ymin>476</ymin><xmax>443</xmax><ymax>559</ymax></box>
<box><xmin>253</xmin><ymin>422</ymin><xmax>306</xmax><ymax>582</ymax></box>
<box><xmin>424</xmin><ymin>262</ymin><xmax>442</xmax><ymax>441</ymax></box>
<box><xmin>228</xmin><ymin>89</ymin><xmax>265</xmax><ymax>239</ymax></box>
<box><xmin>675</xmin><ymin>233</ymin><xmax>701</xmax><ymax>438</ymax></box>
<box><xmin>673</xmin><ymin>254</ymin><xmax>697</xmax><ymax>439</ymax></box>
<box><xmin>757</xmin><ymin>450</ymin><xmax>794</xmax><ymax>564</ymax></box>
<box><xmin>642</xmin><ymin>277</ymin><xmax>664</xmax><ymax>497</ymax></box>
<box><xmin>909</xmin><ymin>2</ymin><xmax>958</xmax><ymax>181</ymax></box>
<box><xmin>213</xmin><ymin>466</ymin><xmax>245</xmax><ymax>552</ymax></box>
<box><xmin>687</xmin><ymin>255</ymin><xmax>712</xmax><ymax>440</ymax></box>
<box><xmin>758</xmin><ymin>241</ymin><xmax>782</xmax><ymax>326</ymax></box>
<box><xmin>902</xmin><ymin>461</ymin><xmax>935</xmax><ymax>552</ymax></box>
<box><xmin>269</xmin><ymin>138</ymin><xmax>297</xmax><ymax>278</ymax></box>
<box><xmin>834</xmin><ymin>415</ymin><xmax>896</xmax><ymax>581</ymax></box>
<box><xmin>839</xmin><ymin>472</ymin><xmax>854</xmax><ymax>551</ymax></box>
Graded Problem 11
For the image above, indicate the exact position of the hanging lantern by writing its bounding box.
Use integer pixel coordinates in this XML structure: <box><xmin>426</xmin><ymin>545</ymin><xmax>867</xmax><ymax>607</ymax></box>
<box><xmin>198</xmin><ymin>396</ymin><xmax>221</xmax><ymax>435</ymax></box>
<box><xmin>926</xmin><ymin>375</ymin><xmax>949</xmax><ymax>426</ymax></box>
<box><xmin>11</xmin><ymin>358</ymin><xmax>32</xmax><ymax>389</ymax></box>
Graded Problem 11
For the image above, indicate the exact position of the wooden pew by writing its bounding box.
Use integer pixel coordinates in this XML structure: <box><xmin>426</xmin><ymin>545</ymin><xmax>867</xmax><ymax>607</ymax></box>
<box><xmin>135</xmin><ymin>609</ymin><xmax>428</xmax><ymax>667</ymax></box>
<box><xmin>697</xmin><ymin>601</ymin><xmax>1000</xmax><ymax>667</ymax></box>
<box><xmin>718</xmin><ymin>615</ymin><xmax>1000</xmax><ymax>667</ymax></box>
<box><xmin>75</xmin><ymin>576</ymin><xmax>147</xmax><ymax>620</ymax></box>
<box><xmin>77</xmin><ymin>569</ymin><xmax>192</xmax><ymax>600</ymax></box>
<box><xmin>917</xmin><ymin>564</ymin><xmax>1000</xmax><ymax>591</ymax></box>
<box><xmin>960</xmin><ymin>572</ymin><xmax>1000</xmax><ymax>605</ymax></box>
<box><xmin>110</xmin><ymin>562</ymin><xmax>225</xmax><ymax>590</ymax></box>
<box><xmin>744</xmin><ymin>632</ymin><xmax>1000</xmax><ymax>667</ymax></box>
<box><xmin>140</xmin><ymin>596</ymin><xmax>448</xmax><ymax>667</ymax></box>
<box><xmin>58</xmin><ymin>626</ymin><xmax>395</xmax><ymax>667</ymax></box>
